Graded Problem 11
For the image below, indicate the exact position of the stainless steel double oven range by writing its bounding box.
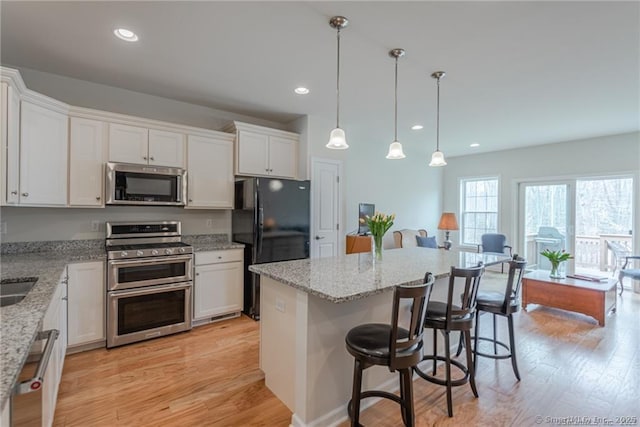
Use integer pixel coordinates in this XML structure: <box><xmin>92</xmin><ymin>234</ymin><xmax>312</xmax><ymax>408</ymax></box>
<box><xmin>106</xmin><ymin>221</ymin><xmax>193</xmax><ymax>348</ymax></box>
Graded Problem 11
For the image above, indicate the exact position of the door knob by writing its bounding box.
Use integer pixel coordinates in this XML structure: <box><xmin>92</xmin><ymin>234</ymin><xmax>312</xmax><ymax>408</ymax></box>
<box><xmin>315</xmin><ymin>236</ymin><xmax>325</xmax><ymax>240</ymax></box>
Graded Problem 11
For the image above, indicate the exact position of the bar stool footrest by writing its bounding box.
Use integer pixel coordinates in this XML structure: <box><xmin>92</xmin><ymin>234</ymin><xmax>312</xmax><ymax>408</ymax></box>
<box><xmin>414</xmin><ymin>356</ymin><xmax>471</xmax><ymax>387</ymax></box>
<box><xmin>474</xmin><ymin>336</ymin><xmax>512</xmax><ymax>360</ymax></box>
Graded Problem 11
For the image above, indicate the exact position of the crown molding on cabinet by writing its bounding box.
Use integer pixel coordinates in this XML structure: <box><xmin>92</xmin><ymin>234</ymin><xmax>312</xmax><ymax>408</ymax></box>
<box><xmin>0</xmin><ymin>66</ymin><xmax>69</xmax><ymax>115</ymax></box>
<box><xmin>224</xmin><ymin>121</ymin><xmax>299</xmax><ymax>140</ymax></box>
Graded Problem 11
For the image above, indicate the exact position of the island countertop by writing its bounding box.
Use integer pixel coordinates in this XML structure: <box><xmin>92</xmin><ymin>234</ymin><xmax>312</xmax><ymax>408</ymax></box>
<box><xmin>248</xmin><ymin>247</ymin><xmax>509</xmax><ymax>303</ymax></box>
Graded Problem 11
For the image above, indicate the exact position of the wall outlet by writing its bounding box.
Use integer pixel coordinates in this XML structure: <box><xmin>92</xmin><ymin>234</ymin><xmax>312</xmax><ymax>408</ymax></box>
<box><xmin>91</xmin><ymin>221</ymin><xmax>101</xmax><ymax>232</ymax></box>
<box><xmin>206</xmin><ymin>219</ymin><xmax>213</xmax><ymax>229</ymax></box>
<box><xmin>0</xmin><ymin>222</ymin><xmax>6</xmax><ymax>234</ymax></box>
<box><xmin>275</xmin><ymin>297</ymin><xmax>286</xmax><ymax>313</ymax></box>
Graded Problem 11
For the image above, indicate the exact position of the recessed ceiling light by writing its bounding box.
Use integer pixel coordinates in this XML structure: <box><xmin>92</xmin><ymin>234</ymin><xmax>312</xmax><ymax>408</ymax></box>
<box><xmin>411</xmin><ymin>125</ymin><xmax>423</xmax><ymax>130</ymax></box>
<box><xmin>294</xmin><ymin>87</ymin><xmax>309</xmax><ymax>95</ymax></box>
<box><xmin>470</xmin><ymin>143</ymin><xmax>480</xmax><ymax>147</ymax></box>
<box><xmin>113</xmin><ymin>28</ymin><xmax>139</xmax><ymax>42</ymax></box>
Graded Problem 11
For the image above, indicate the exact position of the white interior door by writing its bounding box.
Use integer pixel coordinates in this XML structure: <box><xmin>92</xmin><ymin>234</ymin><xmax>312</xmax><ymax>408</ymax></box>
<box><xmin>311</xmin><ymin>158</ymin><xmax>341</xmax><ymax>258</ymax></box>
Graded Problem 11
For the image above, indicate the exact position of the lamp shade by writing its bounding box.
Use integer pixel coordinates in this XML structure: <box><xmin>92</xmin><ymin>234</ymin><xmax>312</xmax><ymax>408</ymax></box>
<box><xmin>438</xmin><ymin>212</ymin><xmax>459</xmax><ymax>231</ymax></box>
<box><xmin>326</xmin><ymin>127</ymin><xmax>349</xmax><ymax>149</ymax></box>
<box><xmin>386</xmin><ymin>141</ymin><xmax>406</xmax><ymax>159</ymax></box>
<box><xmin>429</xmin><ymin>150</ymin><xmax>447</xmax><ymax>167</ymax></box>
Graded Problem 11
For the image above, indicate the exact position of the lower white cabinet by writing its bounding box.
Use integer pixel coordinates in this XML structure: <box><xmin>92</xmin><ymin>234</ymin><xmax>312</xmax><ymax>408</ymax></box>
<box><xmin>67</xmin><ymin>261</ymin><xmax>105</xmax><ymax>349</ymax></box>
<box><xmin>193</xmin><ymin>249</ymin><xmax>243</xmax><ymax>322</ymax></box>
<box><xmin>42</xmin><ymin>269</ymin><xmax>68</xmax><ymax>427</ymax></box>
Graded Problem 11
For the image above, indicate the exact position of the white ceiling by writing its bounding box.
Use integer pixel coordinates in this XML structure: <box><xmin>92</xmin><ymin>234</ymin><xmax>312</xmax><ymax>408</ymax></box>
<box><xmin>1</xmin><ymin>1</ymin><xmax>638</xmax><ymax>157</ymax></box>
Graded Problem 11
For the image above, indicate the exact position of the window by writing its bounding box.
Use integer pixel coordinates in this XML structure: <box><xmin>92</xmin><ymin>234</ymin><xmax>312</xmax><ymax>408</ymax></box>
<box><xmin>460</xmin><ymin>177</ymin><xmax>499</xmax><ymax>245</ymax></box>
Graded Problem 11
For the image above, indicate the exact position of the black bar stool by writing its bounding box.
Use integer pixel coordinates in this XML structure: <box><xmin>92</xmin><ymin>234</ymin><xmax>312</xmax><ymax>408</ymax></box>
<box><xmin>345</xmin><ymin>272</ymin><xmax>435</xmax><ymax>427</ymax></box>
<box><xmin>462</xmin><ymin>255</ymin><xmax>527</xmax><ymax>380</ymax></box>
<box><xmin>414</xmin><ymin>263</ymin><xmax>484</xmax><ymax>417</ymax></box>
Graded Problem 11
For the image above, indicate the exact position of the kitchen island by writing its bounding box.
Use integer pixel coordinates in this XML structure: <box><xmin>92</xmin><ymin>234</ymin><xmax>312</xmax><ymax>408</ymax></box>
<box><xmin>249</xmin><ymin>247</ymin><xmax>509</xmax><ymax>427</ymax></box>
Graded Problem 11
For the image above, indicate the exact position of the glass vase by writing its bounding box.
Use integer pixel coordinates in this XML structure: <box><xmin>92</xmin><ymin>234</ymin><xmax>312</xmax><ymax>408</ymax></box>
<box><xmin>549</xmin><ymin>262</ymin><xmax>566</xmax><ymax>279</ymax></box>
<box><xmin>372</xmin><ymin>234</ymin><xmax>384</xmax><ymax>262</ymax></box>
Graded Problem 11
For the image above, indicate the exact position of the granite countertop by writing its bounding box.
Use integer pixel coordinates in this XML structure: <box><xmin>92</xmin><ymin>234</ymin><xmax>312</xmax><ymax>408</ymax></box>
<box><xmin>0</xmin><ymin>248</ymin><xmax>106</xmax><ymax>407</ymax></box>
<box><xmin>182</xmin><ymin>235</ymin><xmax>245</xmax><ymax>252</ymax></box>
<box><xmin>248</xmin><ymin>248</ymin><xmax>511</xmax><ymax>303</ymax></box>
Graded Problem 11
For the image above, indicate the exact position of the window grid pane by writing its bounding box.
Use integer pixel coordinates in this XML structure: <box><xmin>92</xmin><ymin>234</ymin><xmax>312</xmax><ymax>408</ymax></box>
<box><xmin>461</xmin><ymin>178</ymin><xmax>499</xmax><ymax>246</ymax></box>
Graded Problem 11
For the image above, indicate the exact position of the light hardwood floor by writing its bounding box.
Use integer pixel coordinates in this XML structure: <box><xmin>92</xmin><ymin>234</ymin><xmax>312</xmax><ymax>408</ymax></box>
<box><xmin>54</xmin><ymin>290</ymin><xmax>640</xmax><ymax>426</ymax></box>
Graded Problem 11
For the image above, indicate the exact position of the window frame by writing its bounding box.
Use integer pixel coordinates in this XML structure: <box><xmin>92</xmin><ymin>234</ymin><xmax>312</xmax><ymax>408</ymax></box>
<box><xmin>459</xmin><ymin>176</ymin><xmax>500</xmax><ymax>247</ymax></box>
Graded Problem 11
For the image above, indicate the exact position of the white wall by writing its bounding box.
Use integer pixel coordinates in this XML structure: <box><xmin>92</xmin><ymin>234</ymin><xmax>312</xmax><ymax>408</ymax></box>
<box><xmin>442</xmin><ymin>131</ymin><xmax>640</xmax><ymax>253</ymax></box>
<box><xmin>0</xmin><ymin>206</ymin><xmax>230</xmax><ymax>242</ymax></box>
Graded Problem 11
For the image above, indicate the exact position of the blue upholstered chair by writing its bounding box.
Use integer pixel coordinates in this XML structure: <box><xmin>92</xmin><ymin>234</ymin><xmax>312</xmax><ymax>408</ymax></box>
<box><xmin>618</xmin><ymin>255</ymin><xmax>640</xmax><ymax>295</ymax></box>
<box><xmin>477</xmin><ymin>233</ymin><xmax>512</xmax><ymax>273</ymax></box>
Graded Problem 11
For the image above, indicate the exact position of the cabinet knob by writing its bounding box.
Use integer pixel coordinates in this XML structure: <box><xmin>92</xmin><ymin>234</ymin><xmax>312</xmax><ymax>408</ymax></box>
<box><xmin>189</xmin><ymin>199</ymin><xmax>193</xmax><ymax>202</ymax></box>
<box><xmin>21</xmin><ymin>192</ymin><xmax>28</xmax><ymax>197</ymax></box>
<box><xmin>96</xmin><ymin>196</ymin><xmax>101</xmax><ymax>201</ymax></box>
<box><xmin>143</xmin><ymin>156</ymin><xmax>148</xmax><ymax>160</ymax></box>
<box><xmin>265</xmin><ymin>168</ymin><xmax>269</xmax><ymax>172</ymax></box>
<box><xmin>149</xmin><ymin>156</ymin><xmax>155</xmax><ymax>161</ymax></box>
<box><xmin>11</xmin><ymin>191</ymin><xmax>17</xmax><ymax>195</ymax></box>
<box><xmin>196</xmin><ymin>272</ymin><xmax>200</xmax><ymax>276</ymax></box>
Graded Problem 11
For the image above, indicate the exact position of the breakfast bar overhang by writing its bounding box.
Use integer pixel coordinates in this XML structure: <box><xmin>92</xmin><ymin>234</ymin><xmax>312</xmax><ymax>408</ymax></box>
<box><xmin>249</xmin><ymin>248</ymin><xmax>509</xmax><ymax>427</ymax></box>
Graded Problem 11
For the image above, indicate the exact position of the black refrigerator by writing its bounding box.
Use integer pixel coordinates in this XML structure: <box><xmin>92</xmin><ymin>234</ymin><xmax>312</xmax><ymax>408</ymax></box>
<box><xmin>232</xmin><ymin>178</ymin><xmax>310</xmax><ymax>319</ymax></box>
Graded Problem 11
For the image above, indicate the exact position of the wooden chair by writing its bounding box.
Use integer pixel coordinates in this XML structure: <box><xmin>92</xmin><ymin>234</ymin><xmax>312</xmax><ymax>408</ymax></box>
<box><xmin>393</xmin><ymin>229</ymin><xmax>427</xmax><ymax>248</ymax></box>
<box><xmin>345</xmin><ymin>273</ymin><xmax>434</xmax><ymax>427</ymax></box>
<box><xmin>414</xmin><ymin>263</ymin><xmax>484</xmax><ymax>417</ymax></box>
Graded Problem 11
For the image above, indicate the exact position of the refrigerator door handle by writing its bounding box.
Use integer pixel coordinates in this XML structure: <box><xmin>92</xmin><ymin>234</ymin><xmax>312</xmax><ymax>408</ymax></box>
<box><xmin>257</xmin><ymin>206</ymin><xmax>264</xmax><ymax>256</ymax></box>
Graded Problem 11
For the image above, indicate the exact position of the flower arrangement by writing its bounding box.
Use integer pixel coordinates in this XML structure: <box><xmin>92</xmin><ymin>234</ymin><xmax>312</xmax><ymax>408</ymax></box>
<box><xmin>540</xmin><ymin>249</ymin><xmax>573</xmax><ymax>278</ymax></box>
<box><xmin>366</xmin><ymin>212</ymin><xmax>395</xmax><ymax>260</ymax></box>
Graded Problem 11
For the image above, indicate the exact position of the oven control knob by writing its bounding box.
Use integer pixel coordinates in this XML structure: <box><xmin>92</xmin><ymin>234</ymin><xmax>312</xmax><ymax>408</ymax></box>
<box><xmin>136</xmin><ymin>250</ymin><xmax>144</xmax><ymax>257</ymax></box>
<box><xmin>151</xmin><ymin>250</ymin><xmax>159</xmax><ymax>255</ymax></box>
<box><xmin>179</xmin><ymin>247</ymin><xmax>186</xmax><ymax>253</ymax></box>
<box><xmin>165</xmin><ymin>249</ymin><xmax>174</xmax><ymax>255</ymax></box>
<box><xmin>120</xmin><ymin>251</ymin><xmax>128</xmax><ymax>258</ymax></box>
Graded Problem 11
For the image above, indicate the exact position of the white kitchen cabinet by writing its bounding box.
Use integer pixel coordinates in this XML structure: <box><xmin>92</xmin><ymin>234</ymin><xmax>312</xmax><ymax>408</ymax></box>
<box><xmin>186</xmin><ymin>134</ymin><xmax>233</xmax><ymax>209</ymax></box>
<box><xmin>18</xmin><ymin>101</ymin><xmax>68</xmax><ymax>206</ymax></box>
<box><xmin>1</xmin><ymin>82</ymin><xmax>20</xmax><ymax>206</ymax></box>
<box><xmin>230</xmin><ymin>122</ymin><xmax>299</xmax><ymax>179</ymax></box>
<box><xmin>42</xmin><ymin>269</ymin><xmax>68</xmax><ymax>427</ymax></box>
<box><xmin>67</xmin><ymin>261</ymin><xmax>105</xmax><ymax>349</ymax></box>
<box><xmin>193</xmin><ymin>249</ymin><xmax>243</xmax><ymax>323</ymax></box>
<box><xmin>109</xmin><ymin>123</ymin><xmax>185</xmax><ymax>168</ymax></box>
<box><xmin>69</xmin><ymin>117</ymin><xmax>107</xmax><ymax>207</ymax></box>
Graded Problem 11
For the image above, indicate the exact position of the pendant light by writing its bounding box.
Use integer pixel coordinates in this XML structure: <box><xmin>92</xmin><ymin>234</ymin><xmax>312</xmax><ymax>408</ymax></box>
<box><xmin>386</xmin><ymin>48</ymin><xmax>406</xmax><ymax>160</ymax></box>
<box><xmin>326</xmin><ymin>16</ymin><xmax>349</xmax><ymax>150</ymax></box>
<box><xmin>429</xmin><ymin>71</ymin><xmax>447</xmax><ymax>167</ymax></box>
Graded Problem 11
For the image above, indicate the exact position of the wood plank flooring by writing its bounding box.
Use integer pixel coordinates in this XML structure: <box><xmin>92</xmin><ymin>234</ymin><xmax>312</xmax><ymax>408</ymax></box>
<box><xmin>54</xmin><ymin>288</ymin><xmax>640</xmax><ymax>426</ymax></box>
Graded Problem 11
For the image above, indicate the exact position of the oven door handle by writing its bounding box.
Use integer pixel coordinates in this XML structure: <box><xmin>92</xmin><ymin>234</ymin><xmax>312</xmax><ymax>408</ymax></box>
<box><xmin>15</xmin><ymin>329</ymin><xmax>59</xmax><ymax>395</ymax></box>
<box><xmin>110</xmin><ymin>281</ymin><xmax>192</xmax><ymax>298</ymax></box>
<box><xmin>109</xmin><ymin>254</ymin><xmax>193</xmax><ymax>267</ymax></box>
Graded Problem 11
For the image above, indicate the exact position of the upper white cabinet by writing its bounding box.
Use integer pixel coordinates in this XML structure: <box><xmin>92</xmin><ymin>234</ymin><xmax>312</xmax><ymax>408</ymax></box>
<box><xmin>1</xmin><ymin>82</ymin><xmax>20</xmax><ymax>205</ymax></box>
<box><xmin>187</xmin><ymin>134</ymin><xmax>234</xmax><ymax>209</ymax></box>
<box><xmin>229</xmin><ymin>121</ymin><xmax>299</xmax><ymax>179</ymax></box>
<box><xmin>109</xmin><ymin>123</ymin><xmax>185</xmax><ymax>168</ymax></box>
<box><xmin>67</xmin><ymin>261</ymin><xmax>105</xmax><ymax>349</ymax></box>
<box><xmin>69</xmin><ymin>117</ymin><xmax>107</xmax><ymax>207</ymax></box>
<box><xmin>17</xmin><ymin>101</ymin><xmax>68</xmax><ymax>206</ymax></box>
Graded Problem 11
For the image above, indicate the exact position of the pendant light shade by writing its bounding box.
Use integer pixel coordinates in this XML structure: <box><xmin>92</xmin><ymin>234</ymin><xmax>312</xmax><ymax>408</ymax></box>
<box><xmin>386</xmin><ymin>48</ymin><xmax>406</xmax><ymax>160</ymax></box>
<box><xmin>429</xmin><ymin>71</ymin><xmax>447</xmax><ymax>167</ymax></box>
<box><xmin>326</xmin><ymin>16</ymin><xmax>349</xmax><ymax>150</ymax></box>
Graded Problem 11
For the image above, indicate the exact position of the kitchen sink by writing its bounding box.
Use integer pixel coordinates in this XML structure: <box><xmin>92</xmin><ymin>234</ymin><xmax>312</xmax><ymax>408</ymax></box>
<box><xmin>0</xmin><ymin>278</ymin><xmax>38</xmax><ymax>307</ymax></box>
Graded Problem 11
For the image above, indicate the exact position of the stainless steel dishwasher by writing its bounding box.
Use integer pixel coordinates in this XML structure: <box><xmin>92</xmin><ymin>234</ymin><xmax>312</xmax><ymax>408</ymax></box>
<box><xmin>11</xmin><ymin>329</ymin><xmax>58</xmax><ymax>426</ymax></box>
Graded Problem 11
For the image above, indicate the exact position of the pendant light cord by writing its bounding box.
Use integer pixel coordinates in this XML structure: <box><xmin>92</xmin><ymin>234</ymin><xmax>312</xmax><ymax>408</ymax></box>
<box><xmin>394</xmin><ymin>58</ymin><xmax>398</xmax><ymax>141</ymax></box>
<box><xmin>336</xmin><ymin>28</ymin><xmax>341</xmax><ymax>128</ymax></box>
<box><xmin>436</xmin><ymin>76</ymin><xmax>440</xmax><ymax>151</ymax></box>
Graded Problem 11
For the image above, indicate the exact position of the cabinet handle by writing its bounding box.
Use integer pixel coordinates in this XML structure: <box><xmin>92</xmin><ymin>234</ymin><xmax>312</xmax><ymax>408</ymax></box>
<box><xmin>10</xmin><ymin>191</ymin><xmax>17</xmax><ymax>195</ymax></box>
<box><xmin>265</xmin><ymin>168</ymin><xmax>269</xmax><ymax>172</ymax></box>
<box><xmin>21</xmin><ymin>192</ymin><xmax>28</xmax><ymax>197</ymax></box>
<box><xmin>143</xmin><ymin>156</ymin><xmax>148</xmax><ymax>160</ymax></box>
<box><xmin>188</xmin><ymin>199</ymin><xmax>193</xmax><ymax>202</ymax></box>
<box><xmin>149</xmin><ymin>156</ymin><xmax>155</xmax><ymax>161</ymax></box>
<box><xmin>62</xmin><ymin>297</ymin><xmax>68</xmax><ymax>301</ymax></box>
<box><xmin>96</xmin><ymin>196</ymin><xmax>101</xmax><ymax>201</ymax></box>
<box><xmin>196</xmin><ymin>272</ymin><xmax>200</xmax><ymax>276</ymax></box>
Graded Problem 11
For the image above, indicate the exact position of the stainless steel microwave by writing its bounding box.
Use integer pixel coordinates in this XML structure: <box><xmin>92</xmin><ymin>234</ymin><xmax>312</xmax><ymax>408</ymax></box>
<box><xmin>106</xmin><ymin>162</ymin><xmax>187</xmax><ymax>206</ymax></box>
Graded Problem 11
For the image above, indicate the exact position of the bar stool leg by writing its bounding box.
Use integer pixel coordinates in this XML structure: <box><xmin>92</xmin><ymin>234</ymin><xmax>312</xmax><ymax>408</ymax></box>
<box><xmin>507</xmin><ymin>314</ymin><xmax>521</xmax><ymax>381</ymax></box>
<box><xmin>444</xmin><ymin>331</ymin><xmax>453</xmax><ymax>417</ymax></box>
<box><xmin>432</xmin><ymin>329</ymin><xmax>438</xmax><ymax>375</ymax></box>
<box><xmin>492</xmin><ymin>313</ymin><xmax>498</xmax><ymax>355</ymax></box>
<box><xmin>400</xmin><ymin>368</ymin><xmax>415</xmax><ymax>427</ymax></box>
<box><xmin>350</xmin><ymin>359</ymin><xmax>363</xmax><ymax>427</ymax></box>
<box><xmin>464</xmin><ymin>329</ymin><xmax>479</xmax><ymax>398</ymax></box>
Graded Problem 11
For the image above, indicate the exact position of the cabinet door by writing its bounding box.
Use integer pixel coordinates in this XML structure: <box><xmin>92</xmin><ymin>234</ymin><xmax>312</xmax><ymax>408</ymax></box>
<box><xmin>194</xmin><ymin>262</ymin><xmax>243</xmax><ymax>319</ymax></box>
<box><xmin>67</xmin><ymin>261</ymin><xmax>105</xmax><ymax>347</ymax></box>
<box><xmin>268</xmin><ymin>135</ymin><xmax>298</xmax><ymax>178</ymax></box>
<box><xmin>19</xmin><ymin>101</ymin><xmax>68</xmax><ymax>205</ymax></box>
<box><xmin>236</xmin><ymin>130</ymin><xmax>269</xmax><ymax>176</ymax></box>
<box><xmin>69</xmin><ymin>117</ymin><xmax>107</xmax><ymax>206</ymax></box>
<box><xmin>5</xmin><ymin>85</ymin><xmax>20</xmax><ymax>204</ymax></box>
<box><xmin>148</xmin><ymin>129</ymin><xmax>185</xmax><ymax>168</ymax></box>
<box><xmin>187</xmin><ymin>135</ymin><xmax>233</xmax><ymax>208</ymax></box>
<box><xmin>108</xmin><ymin>123</ymin><xmax>148</xmax><ymax>164</ymax></box>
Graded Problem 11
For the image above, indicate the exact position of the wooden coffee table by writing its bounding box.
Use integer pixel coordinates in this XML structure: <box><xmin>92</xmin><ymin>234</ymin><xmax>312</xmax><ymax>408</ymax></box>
<box><xmin>522</xmin><ymin>270</ymin><xmax>617</xmax><ymax>326</ymax></box>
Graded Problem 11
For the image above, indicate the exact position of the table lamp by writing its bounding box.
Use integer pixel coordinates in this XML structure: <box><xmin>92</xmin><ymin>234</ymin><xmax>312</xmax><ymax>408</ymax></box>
<box><xmin>438</xmin><ymin>212</ymin><xmax>459</xmax><ymax>250</ymax></box>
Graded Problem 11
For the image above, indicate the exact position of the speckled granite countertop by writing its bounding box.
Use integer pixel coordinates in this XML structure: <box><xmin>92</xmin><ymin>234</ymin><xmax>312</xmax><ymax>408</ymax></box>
<box><xmin>0</xmin><ymin>249</ymin><xmax>106</xmax><ymax>408</ymax></box>
<box><xmin>249</xmin><ymin>248</ymin><xmax>510</xmax><ymax>303</ymax></box>
<box><xmin>182</xmin><ymin>235</ymin><xmax>244</xmax><ymax>252</ymax></box>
